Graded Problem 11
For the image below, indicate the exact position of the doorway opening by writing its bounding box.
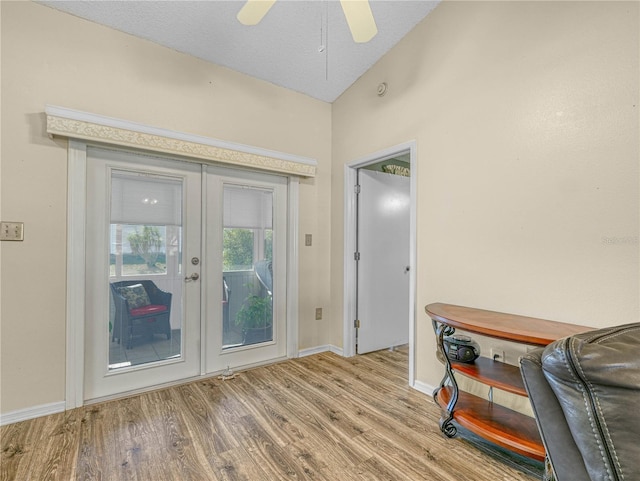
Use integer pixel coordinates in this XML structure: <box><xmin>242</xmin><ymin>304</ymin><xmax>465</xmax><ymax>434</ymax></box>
<box><xmin>343</xmin><ymin>141</ymin><xmax>417</xmax><ymax>385</ymax></box>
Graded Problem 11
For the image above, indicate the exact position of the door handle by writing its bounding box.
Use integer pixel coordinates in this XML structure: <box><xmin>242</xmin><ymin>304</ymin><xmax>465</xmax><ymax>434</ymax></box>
<box><xmin>185</xmin><ymin>272</ymin><xmax>200</xmax><ymax>282</ymax></box>
<box><xmin>404</xmin><ymin>266</ymin><xmax>410</xmax><ymax>274</ymax></box>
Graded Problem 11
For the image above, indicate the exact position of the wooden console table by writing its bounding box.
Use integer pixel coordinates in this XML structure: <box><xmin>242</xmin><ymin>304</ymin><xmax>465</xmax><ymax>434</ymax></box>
<box><xmin>425</xmin><ymin>302</ymin><xmax>591</xmax><ymax>461</ymax></box>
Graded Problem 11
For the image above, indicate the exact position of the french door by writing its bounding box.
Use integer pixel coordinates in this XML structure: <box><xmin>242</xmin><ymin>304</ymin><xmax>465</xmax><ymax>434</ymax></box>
<box><xmin>204</xmin><ymin>165</ymin><xmax>288</xmax><ymax>374</ymax></box>
<box><xmin>85</xmin><ymin>147</ymin><xmax>288</xmax><ymax>401</ymax></box>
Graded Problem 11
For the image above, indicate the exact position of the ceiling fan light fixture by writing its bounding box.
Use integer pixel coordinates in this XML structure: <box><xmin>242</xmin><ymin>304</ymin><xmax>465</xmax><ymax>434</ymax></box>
<box><xmin>339</xmin><ymin>0</ymin><xmax>378</xmax><ymax>43</ymax></box>
<box><xmin>237</xmin><ymin>0</ymin><xmax>276</xmax><ymax>26</ymax></box>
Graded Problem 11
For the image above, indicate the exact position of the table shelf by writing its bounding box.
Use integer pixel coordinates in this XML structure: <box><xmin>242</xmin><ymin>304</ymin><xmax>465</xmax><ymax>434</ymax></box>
<box><xmin>449</xmin><ymin>356</ymin><xmax>527</xmax><ymax>397</ymax></box>
<box><xmin>426</xmin><ymin>302</ymin><xmax>591</xmax><ymax>461</ymax></box>
<box><xmin>435</xmin><ymin>386</ymin><xmax>545</xmax><ymax>461</ymax></box>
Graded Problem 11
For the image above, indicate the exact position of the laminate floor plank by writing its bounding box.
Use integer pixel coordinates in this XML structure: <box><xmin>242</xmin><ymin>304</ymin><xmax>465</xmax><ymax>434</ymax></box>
<box><xmin>292</xmin><ymin>354</ymin><xmax>433</xmax><ymax>432</ymax></box>
<box><xmin>350</xmin><ymin>429</ymin><xmax>444</xmax><ymax>481</ymax></box>
<box><xmin>235</xmin><ymin>414</ymin><xmax>324</xmax><ymax>481</ymax></box>
<box><xmin>151</xmin><ymin>388</ymin><xmax>218</xmax><ymax>480</ymax></box>
<box><xmin>1</xmin><ymin>348</ymin><xmax>539</xmax><ymax>481</ymax></box>
<box><xmin>2</xmin><ymin>412</ymin><xmax>80</xmax><ymax>481</ymax></box>
<box><xmin>295</xmin><ymin>353</ymin><xmax>407</xmax><ymax>403</ymax></box>
<box><xmin>23</xmin><ymin>410</ymin><xmax>81</xmax><ymax>481</ymax></box>
<box><xmin>75</xmin><ymin>406</ymin><xmax>109</xmax><ymax>481</ymax></box>
<box><xmin>108</xmin><ymin>395</ymin><xmax>157</xmax><ymax>481</ymax></box>
<box><xmin>262</xmin><ymin>364</ymin><xmax>375</xmax><ymax>440</ymax></box>
<box><xmin>1</xmin><ymin>416</ymin><xmax>42</xmax><ymax>481</ymax></box>
<box><xmin>172</xmin><ymin>383</ymin><xmax>240</xmax><ymax>458</ymax></box>
<box><xmin>219</xmin><ymin>373</ymin><xmax>306</xmax><ymax>449</ymax></box>
<box><xmin>349</xmin><ymin>454</ymin><xmax>415</xmax><ymax>481</ymax></box>
<box><xmin>244</xmin><ymin>369</ymin><xmax>375</xmax><ymax>471</ymax></box>
<box><xmin>212</xmin><ymin>445</ymin><xmax>282</xmax><ymax>481</ymax></box>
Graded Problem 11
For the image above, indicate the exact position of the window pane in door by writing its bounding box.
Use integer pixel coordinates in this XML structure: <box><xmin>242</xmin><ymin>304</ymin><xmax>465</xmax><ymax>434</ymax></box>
<box><xmin>108</xmin><ymin>171</ymin><xmax>184</xmax><ymax>370</ymax></box>
<box><xmin>222</xmin><ymin>185</ymin><xmax>274</xmax><ymax>349</ymax></box>
<box><xmin>223</xmin><ymin>228</ymin><xmax>254</xmax><ymax>271</ymax></box>
<box><xmin>110</xmin><ymin>225</ymin><xmax>168</xmax><ymax>276</ymax></box>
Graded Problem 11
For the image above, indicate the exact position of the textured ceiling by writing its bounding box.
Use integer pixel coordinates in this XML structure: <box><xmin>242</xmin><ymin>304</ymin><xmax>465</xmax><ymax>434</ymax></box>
<box><xmin>40</xmin><ymin>0</ymin><xmax>440</xmax><ymax>103</ymax></box>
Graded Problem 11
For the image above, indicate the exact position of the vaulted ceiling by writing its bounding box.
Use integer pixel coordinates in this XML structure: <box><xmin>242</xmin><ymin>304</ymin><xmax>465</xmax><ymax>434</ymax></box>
<box><xmin>40</xmin><ymin>1</ymin><xmax>440</xmax><ymax>102</ymax></box>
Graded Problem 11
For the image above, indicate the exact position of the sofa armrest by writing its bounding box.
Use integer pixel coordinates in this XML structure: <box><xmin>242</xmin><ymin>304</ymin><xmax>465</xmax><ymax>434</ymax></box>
<box><xmin>520</xmin><ymin>350</ymin><xmax>590</xmax><ymax>481</ymax></box>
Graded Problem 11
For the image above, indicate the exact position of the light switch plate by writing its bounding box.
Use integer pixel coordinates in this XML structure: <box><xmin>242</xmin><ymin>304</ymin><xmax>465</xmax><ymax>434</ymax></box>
<box><xmin>0</xmin><ymin>222</ymin><xmax>24</xmax><ymax>241</ymax></box>
<box><xmin>305</xmin><ymin>234</ymin><xmax>312</xmax><ymax>246</ymax></box>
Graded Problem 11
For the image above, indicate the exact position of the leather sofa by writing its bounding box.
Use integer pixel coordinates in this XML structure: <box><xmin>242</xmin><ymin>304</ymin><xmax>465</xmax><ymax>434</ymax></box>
<box><xmin>520</xmin><ymin>322</ymin><xmax>640</xmax><ymax>481</ymax></box>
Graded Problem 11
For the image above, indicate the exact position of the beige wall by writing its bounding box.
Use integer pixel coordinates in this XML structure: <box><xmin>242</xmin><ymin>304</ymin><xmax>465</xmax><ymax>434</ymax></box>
<box><xmin>331</xmin><ymin>1</ymin><xmax>639</xmax><ymax>387</ymax></box>
<box><xmin>0</xmin><ymin>1</ymin><xmax>332</xmax><ymax>414</ymax></box>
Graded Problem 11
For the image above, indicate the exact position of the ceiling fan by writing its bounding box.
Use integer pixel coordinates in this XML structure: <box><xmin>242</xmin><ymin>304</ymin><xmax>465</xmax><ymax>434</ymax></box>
<box><xmin>237</xmin><ymin>0</ymin><xmax>378</xmax><ymax>43</ymax></box>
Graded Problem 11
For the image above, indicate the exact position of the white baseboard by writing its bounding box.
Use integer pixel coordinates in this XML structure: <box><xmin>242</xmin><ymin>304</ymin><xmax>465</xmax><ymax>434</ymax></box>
<box><xmin>298</xmin><ymin>344</ymin><xmax>343</xmax><ymax>358</ymax></box>
<box><xmin>412</xmin><ymin>379</ymin><xmax>436</xmax><ymax>398</ymax></box>
<box><xmin>0</xmin><ymin>401</ymin><xmax>66</xmax><ymax>426</ymax></box>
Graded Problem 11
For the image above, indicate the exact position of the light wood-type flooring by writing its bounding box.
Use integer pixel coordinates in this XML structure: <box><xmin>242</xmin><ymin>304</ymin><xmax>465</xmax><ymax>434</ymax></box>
<box><xmin>1</xmin><ymin>347</ymin><xmax>538</xmax><ymax>480</ymax></box>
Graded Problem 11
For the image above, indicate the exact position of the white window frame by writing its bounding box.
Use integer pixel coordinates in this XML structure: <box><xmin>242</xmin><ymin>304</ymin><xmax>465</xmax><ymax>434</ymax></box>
<box><xmin>58</xmin><ymin>106</ymin><xmax>312</xmax><ymax>409</ymax></box>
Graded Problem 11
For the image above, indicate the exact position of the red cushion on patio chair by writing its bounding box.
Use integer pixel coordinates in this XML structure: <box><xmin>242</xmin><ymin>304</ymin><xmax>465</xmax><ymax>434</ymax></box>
<box><xmin>129</xmin><ymin>304</ymin><xmax>168</xmax><ymax>317</ymax></box>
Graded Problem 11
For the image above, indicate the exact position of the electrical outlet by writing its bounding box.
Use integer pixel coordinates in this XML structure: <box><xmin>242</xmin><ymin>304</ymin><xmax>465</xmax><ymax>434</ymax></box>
<box><xmin>490</xmin><ymin>348</ymin><xmax>505</xmax><ymax>362</ymax></box>
<box><xmin>0</xmin><ymin>222</ymin><xmax>24</xmax><ymax>241</ymax></box>
<box><xmin>305</xmin><ymin>234</ymin><xmax>312</xmax><ymax>246</ymax></box>
<box><xmin>315</xmin><ymin>307</ymin><xmax>322</xmax><ymax>320</ymax></box>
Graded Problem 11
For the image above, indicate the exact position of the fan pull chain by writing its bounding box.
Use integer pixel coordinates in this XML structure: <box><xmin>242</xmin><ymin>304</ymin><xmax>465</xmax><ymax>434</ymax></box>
<box><xmin>324</xmin><ymin>1</ymin><xmax>329</xmax><ymax>80</ymax></box>
<box><xmin>317</xmin><ymin>1</ymin><xmax>330</xmax><ymax>81</ymax></box>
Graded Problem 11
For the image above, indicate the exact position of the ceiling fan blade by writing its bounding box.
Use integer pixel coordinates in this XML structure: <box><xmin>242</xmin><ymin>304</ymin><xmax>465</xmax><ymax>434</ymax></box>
<box><xmin>237</xmin><ymin>0</ymin><xmax>276</xmax><ymax>26</ymax></box>
<box><xmin>339</xmin><ymin>0</ymin><xmax>378</xmax><ymax>43</ymax></box>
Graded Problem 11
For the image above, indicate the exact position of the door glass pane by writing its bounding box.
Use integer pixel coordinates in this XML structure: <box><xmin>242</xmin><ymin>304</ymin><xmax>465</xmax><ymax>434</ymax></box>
<box><xmin>108</xmin><ymin>171</ymin><xmax>184</xmax><ymax>370</ymax></box>
<box><xmin>222</xmin><ymin>185</ymin><xmax>274</xmax><ymax>349</ymax></box>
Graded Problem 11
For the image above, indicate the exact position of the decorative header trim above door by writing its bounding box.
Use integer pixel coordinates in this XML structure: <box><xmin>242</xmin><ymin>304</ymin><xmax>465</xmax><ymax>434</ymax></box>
<box><xmin>45</xmin><ymin>105</ymin><xmax>317</xmax><ymax>177</ymax></box>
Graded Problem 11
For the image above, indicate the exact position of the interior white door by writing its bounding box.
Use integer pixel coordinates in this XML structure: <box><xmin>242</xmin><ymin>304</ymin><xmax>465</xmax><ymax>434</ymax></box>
<box><xmin>84</xmin><ymin>147</ymin><xmax>202</xmax><ymax>401</ymax></box>
<box><xmin>357</xmin><ymin>169</ymin><xmax>410</xmax><ymax>354</ymax></box>
<box><xmin>204</xmin><ymin>165</ymin><xmax>288</xmax><ymax>373</ymax></box>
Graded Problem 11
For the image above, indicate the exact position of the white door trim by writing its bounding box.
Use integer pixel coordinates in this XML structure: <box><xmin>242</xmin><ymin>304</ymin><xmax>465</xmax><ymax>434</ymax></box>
<box><xmin>66</xmin><ymin>139</ymin><xmax>87</xmax><ymax>410</ymax></box>
<box><xmin>65</xmin><ymin>142</ymin><xmax>300</xmax><ymax>409</ymax></box>
<box><xmin>199</xmin><ymin>164</ymin><xmax>208</xmax><ymax>375</ymax></box>
<box><xmin>343</xmin><ymin>141</ymin><xmax>417</xmax><ymax>385</ymax></box>
<box><xmin>286</xmin><ymin>177</ymin><xmax>300</xmax><ymax>359</ymax></box>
